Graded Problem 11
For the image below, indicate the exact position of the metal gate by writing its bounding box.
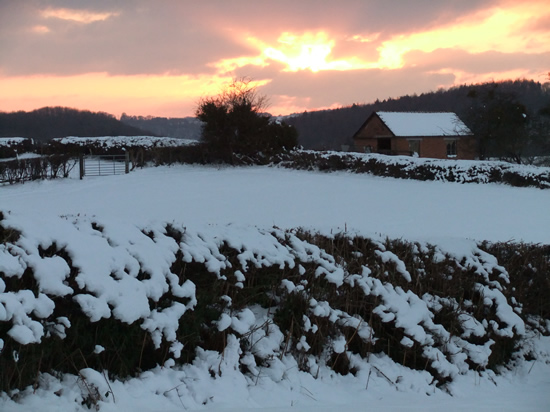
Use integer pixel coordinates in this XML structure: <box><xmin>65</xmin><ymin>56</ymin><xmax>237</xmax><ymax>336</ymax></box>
<box><xmin>79</xmin><ymin>153</ymin><xmax>129</xmax><ymax>179</ymax></box>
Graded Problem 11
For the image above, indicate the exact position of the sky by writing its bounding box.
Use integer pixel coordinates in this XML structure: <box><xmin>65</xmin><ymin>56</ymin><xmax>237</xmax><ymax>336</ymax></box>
<box><xmin>0</xmin><ymin>0</ymin><xmax>549</xmax><ymax>118</ymax></box>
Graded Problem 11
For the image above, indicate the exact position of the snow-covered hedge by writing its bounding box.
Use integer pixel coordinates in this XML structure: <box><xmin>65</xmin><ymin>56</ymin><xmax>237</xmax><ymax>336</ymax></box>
<box><xmin>51</xmin><ymin>136</ymin><xmax>197</xmax><ymax>151</ymax></box>
<box><xmin>275</xmin><ymin>150</ymin><xmax>550</xmax><ymax>189</ymax></box>
<box><xmin>0</xmin><ymin>138</ymin><xmax>34</xmax><ymax>159</ymax></box>
<box><xmin>48</xmin><ymin>136</ymin><xmax>203</xmax><ymax>169</ymax></box>
<box><xmin>0</xmin><ymin>138</ymin><xmax>30</xmax><ymax>147</ymax></box>
<box><xmin>1</xmin><ymin>210</ymin><xmax>547</xmax><ymax>395</ymax></box>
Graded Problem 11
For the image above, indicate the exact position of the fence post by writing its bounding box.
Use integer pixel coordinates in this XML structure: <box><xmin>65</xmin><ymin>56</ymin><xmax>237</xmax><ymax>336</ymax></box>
<box><xmin>125</xmin><ymin>151</ymin><xmax>130</xmax><ymax>174</ymax></box>
<box><xmin>79</xmin><ymin>155</ymin><xmax>84</xmax><ymax>180</ymax></box>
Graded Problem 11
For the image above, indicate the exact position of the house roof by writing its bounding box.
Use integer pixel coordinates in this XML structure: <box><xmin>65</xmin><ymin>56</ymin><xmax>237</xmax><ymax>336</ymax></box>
<box><xmin>376</xmin><ymin>111</ymin><xmax>472</xmax><ymax>137</ymax></box>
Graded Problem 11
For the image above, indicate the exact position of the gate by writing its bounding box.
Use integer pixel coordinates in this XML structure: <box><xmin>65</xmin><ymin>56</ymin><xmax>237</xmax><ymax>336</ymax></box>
<box><xmin>79</xmin><ymin>153</ymin><xmax>129</xmax><ymax>179</ymax></box>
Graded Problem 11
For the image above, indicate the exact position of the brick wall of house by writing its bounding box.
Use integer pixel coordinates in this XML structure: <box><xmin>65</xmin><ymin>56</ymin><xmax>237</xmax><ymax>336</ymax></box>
<box><xmin>354</xmin><ymin>137</ymin><xmax>378</xmax><ymax>152</ymax></box>
<box><xmin>354</xmin><ymin>115</ymin><xmax>392</xmax><ymax>139</ymax></box>
<box><xmin>393</xmin><ymin>137</ymin><xmax>477</xmax><ymax>159</ymax></box>
<box><xmin>354</xmin><ymin>115</ymin><xmax>392</xmax><ymax>152</ymax></box>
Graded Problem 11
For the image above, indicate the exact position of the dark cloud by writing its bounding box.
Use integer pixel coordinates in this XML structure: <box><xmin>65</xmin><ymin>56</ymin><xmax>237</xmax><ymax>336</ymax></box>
<box><xmin>257</xmin><ymin>68</ymin><xmax>455</xmax><ymax>113</ymax></box>
<box><xmin>0</xmin><ymin>1</ymin><xmax>251</xmax><ymax>76</ymax></box>
<box><xmin>0</xmin><ymin>0</ymin><xmax>506</xmax><ymax>77</ymax></box>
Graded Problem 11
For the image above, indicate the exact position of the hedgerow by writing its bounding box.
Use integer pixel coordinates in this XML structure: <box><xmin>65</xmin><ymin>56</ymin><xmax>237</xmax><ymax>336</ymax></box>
<box><xmin>2</xmin><ymin>135</ymin><xmax>549</xmax><ymax>189</ymax></box>
<box><xmin>272</xmin><ymin>150</ymin><xmax>550</xmax><ymax>189</ymax></box>
<box><xmin>1</xmin><ymin>213</ymin><xmax>548</xmax><ymax>395</ymax></box>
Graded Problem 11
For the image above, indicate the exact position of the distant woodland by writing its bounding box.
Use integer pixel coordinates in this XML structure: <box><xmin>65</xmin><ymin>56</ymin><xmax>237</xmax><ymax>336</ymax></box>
<box><xmin>284</xmin><ymin>79</ymin><xmax>550</xmax><ymax>151</ymax></box>
<box><xmin>120</xmin><ymin>114</ymin><xmax>203</xmax><ymax>140</ymax></box>
<box><xmin>1</xmin><ymin>80</ymin><xmax>549</xmax><ymax>156</ymax></box>
<box><xmin>0</xmin><ymin>107</ymin><xmax>149</xmax><ymax>143</ymax></box>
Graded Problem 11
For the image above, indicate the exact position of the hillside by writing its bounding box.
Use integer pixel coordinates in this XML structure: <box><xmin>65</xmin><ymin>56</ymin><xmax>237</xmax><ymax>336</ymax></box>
<box><xmin>0</xmin><ymin>107</ymin><xmax>152</xmax><ymax>143</ymax></box>
<box><xmin>2</xmin><ymin>80</ymin><xmax>548</xmax><ymax>153</ymax></box>
<box><xmin>284</xmin><ymin>79</ymin><xmax>550</xmax><ymax>150</ymax></box>
<box><xmin>120</xmin><ymin>114</ymin><xmax>203</xmax><ymax>141</ymax></box>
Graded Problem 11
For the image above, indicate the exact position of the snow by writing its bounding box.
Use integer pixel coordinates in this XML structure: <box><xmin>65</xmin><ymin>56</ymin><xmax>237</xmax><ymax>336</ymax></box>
<box><xmin>377</xmin><ymin>112</ymin><xmax>472</xmax><ymax>136</ymax></box>
<box><xmin>52</xmin><ymin>135</ymin><xmax>197</xmax><ymax>148</ymax></box>
<box><xmin>1</xmin><ymin>164</ymin><xmax>550</xmax><ymax>412</ymax></box>
<box><xmin>1</xmin><ymin>165</ymin><xmax>548</xmax><ymax>244</ymax></box>
<box><xmin>306</xmin><ymin>149</ymin><xmax>550</xmax><ymax>186</ymax></box>
<box><xmin>0</xmin><ymin>137</ymin><xmax>30</xmax><ymax>147</ymax></box>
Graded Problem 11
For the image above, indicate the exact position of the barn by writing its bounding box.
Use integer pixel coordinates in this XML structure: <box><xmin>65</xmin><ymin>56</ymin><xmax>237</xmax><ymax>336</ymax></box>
<box><xmin>352</xmin><ymin>111</ymin><xmax>476</xmax><ymax>160</ymax></box>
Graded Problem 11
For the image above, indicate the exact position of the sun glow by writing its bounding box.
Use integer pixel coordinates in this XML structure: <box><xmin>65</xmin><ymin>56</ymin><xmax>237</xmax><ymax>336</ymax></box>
<box><xmin>261</xmin><ymin>32</ymin><xmax>354</xmax><ymax>72</ymax></box>
<box><xmin>210</xmin><ymin>31</ymin><xmax>365</xmax><ymax>74</ymax></box>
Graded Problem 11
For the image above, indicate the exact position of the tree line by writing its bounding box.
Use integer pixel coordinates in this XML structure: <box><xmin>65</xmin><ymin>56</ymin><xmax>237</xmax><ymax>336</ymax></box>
<box><xmin>1</xmin><ymin>79</ymin><xmax>548</xmax><ymax>164</ymax></box>
<box><xmin>120</xmin><ymin>114</ymin><xmax>203</xmax><ymax>140</ymax></box>
<box><xmin>0</xmin><ymin>106</ymin><xmax>149</xmax><ymax>143</ymax></box>
<box><xmin>284</xmin><ymin>79</ymin><xmax>550</xmax><ymax>162</ymax></box>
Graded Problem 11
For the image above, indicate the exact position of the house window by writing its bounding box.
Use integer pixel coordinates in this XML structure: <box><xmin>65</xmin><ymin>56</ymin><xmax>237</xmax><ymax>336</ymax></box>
<box><xmin>446</xmin><ymin>140</ymin><xmax>457</xmax><ymax>157</ymax></box>
<box><xmin>408</xmin><ymin>139</ymin><xmax>421</xmax><ymax>156</ymax></box>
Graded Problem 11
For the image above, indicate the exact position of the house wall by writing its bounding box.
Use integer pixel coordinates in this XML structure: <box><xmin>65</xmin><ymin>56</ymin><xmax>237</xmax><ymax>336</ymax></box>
<box><xmin>389</xmin><ymin>138</ymin><xmax>415</xmax><ymax>156</ymax></box>
<box><xmin>354</xmin><ymin>115</ymin><xmax>392</xmax><ymax>139</ymax></box>
<box><xmin>353</xmin><ymin>113</ymin><xmax>478</xmax><ymax>159</ymax></box>
<box><xmin>393</xmin><ymin>137</ymin><xmax>477</xmax><ymax>160</ymax></box>
<box><xmin>354</xmin><ymin>115</ymin><xmax>393</xmax><ymax>153</ymax></box>
<box><xmin>355</xmin><ymin>136</ymin><xmax>477</xmax><ymax>159</ymax></box>
<box><xmin>354</xmin><ymin>137</ymin><xmax>379</xmax><ymax>153</ymax></box>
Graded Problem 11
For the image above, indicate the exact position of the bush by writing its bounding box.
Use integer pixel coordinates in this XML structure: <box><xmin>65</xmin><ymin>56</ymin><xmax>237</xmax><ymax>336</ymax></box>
<box><xmin>1</xmin><ymin>215</ymin><xmax>546</xmax><ymax>393</ymax></box>
<box><xmin>196</xmin><ymin>78</ymin><xmax>298</xmax><ymax>163</ymax></box>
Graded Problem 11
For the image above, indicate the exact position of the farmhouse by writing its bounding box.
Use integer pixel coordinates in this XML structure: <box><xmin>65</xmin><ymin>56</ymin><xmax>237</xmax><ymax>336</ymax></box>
<box><xmin>353</xmin><ymin>111</ymin><xmax>476</xmax><ymax>160</ymax></box>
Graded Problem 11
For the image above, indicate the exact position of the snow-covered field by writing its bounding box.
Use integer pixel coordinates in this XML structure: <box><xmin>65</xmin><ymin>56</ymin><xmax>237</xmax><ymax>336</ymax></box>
<box><xmin>1</xmin><ymin>164</ymin><xmax>550</xmax><ymax>412</ymax></box>
<box><xmin>2</xmin><ymin>164</ymin><xmax>549</xmax><ymax>244</ymax></box>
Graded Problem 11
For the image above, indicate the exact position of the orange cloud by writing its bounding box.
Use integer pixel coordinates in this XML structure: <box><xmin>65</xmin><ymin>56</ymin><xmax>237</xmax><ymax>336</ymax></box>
<box><xmin>376</xmin><ymin>0</ymin><xmax>550</xmax><ymax>69</ymax></box>
<box><xmin>348</xmin><ymin>33</ymin><xmax>381</xmax><ymax>44</ymax></box>
<box><xmin>0</xmin><ymin>73</ymin><xmax>242</xmax><ymax>117</ymax></box>
<box><xmin>267</xmin><ymin>95</ymin><xmax>314</xmax><ymax>116</ymax></box>
<box><xmin>31</xmin><ymin>25</ymin><xmax>51</xmax><ymax>34</ymax></box>
<box><xmin>432</xmin><ymin>68</ymin><xmax>545</xmax><ymax>88</ymax></box>
<box><xmin>210</xmin><ymin>56</ymin><xmax>269</xmax><ymax>74</ymax></box>
<box><xmin>41</xmin><ymin>8</ymin><xmax>119</xmax><ymax>24</ymax></box>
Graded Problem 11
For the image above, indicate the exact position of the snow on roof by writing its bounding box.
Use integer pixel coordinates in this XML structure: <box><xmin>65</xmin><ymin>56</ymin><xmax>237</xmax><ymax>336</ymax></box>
<box><xmin>377</xmin><ymin>112</ymin><xmax>471</xmax><ymax>137</ymax></box>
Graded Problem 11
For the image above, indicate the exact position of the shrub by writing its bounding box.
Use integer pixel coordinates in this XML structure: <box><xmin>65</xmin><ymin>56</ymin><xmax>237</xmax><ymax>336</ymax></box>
<box><xmin>0</xmin><ymin>218</ymin><xmax>546</xmax><ymax>393</ymax></box>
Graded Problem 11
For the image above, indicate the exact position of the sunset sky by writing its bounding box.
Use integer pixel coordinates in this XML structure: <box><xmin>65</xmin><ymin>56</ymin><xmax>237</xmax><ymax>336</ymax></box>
<box><xmin>1</xmin><ymin>0</ymin><xmax>549</xmax><ymax>118</ymax></box>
